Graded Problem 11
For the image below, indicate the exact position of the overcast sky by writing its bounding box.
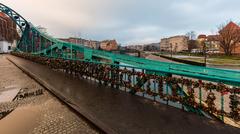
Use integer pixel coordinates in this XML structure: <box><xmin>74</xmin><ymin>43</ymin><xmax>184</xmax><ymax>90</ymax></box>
<box><xmin>1</xmin><ymin>0</ymin><xmax>240</xmax><ymax>45</ymax></box>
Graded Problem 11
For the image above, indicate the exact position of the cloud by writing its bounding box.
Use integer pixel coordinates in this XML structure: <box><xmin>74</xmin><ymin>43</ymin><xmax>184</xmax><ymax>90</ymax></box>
<box><xmin>1</xmin><ymin>0</ymin><xmax>240</xmax><ymax>45</ymax></box>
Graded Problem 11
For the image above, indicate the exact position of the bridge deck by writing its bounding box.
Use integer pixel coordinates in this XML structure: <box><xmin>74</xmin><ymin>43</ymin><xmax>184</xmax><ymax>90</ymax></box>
<box><xmin>7</xmin><ymin>55</ymin><xmax>239</xmax><ymax>134</ymax></box>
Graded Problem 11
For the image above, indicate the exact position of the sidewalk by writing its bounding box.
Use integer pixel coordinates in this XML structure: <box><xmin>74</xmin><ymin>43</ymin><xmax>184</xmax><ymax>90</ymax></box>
<box><xmin>7</xmin><ymin>55</ymin><xmax>240</xmax><ymax>134</ymax></box>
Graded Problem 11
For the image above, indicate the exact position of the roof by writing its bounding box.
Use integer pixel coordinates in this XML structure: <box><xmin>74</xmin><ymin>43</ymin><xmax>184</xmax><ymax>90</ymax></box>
<box><xmin>219</xmin><ymin>21</ymin><xmax>240</xmax><ymax>33</ymax></box>
<box><xmin>100</xmin><ymin>40</ymin><xmax>117</xmax><ymax>45</ymax></box>
<box><xmin>207</xmin><ymin>35</ymin><xmax>219</xmax><ymax>41</ymax></box>
<box><xmin>197</xmin><ymin>34</ymin><xmax>207</xmax><ymax>39</ymax></box>
<box><xmin>0</xmin><ymin>12</ymin><xmax>8</xmax><ymax>18</ymax></box>
<box><xmin>225</xmin><ymin>21</ymin><xmax>240</xmax><ymax>29</ymax></box>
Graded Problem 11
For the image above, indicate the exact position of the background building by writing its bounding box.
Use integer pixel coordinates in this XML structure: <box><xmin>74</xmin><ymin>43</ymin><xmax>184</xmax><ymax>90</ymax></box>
<box><xmin>206</xmin><ymin>35</ymin><xmax>221</xmax><ymax>51</ymax></box>
<box><xmin>196</xmin><ymin>34</ymin><xmax>207</xmax><ymax>52</ymax></box>
<box><xmin>143</xmin><ymin>43</ymin><xmax>160</xmax><ymax>51</ymax></box>
<box><xmin>0</xmin><ymin>12</ymin><xmax>19</xmax><ymax>53</ymax></box>
<box><xmin>197</xmin><ymin>22</ymin><xmax>240</xmax><ymax>55</ymax></box>
<box><xmin>59</xmin><ymin>37</ymin><xmax>100</xmax><ymax>49</ymax></box>
<box><xmin>218</xmin><ymin>22</ymin><xmax>240</xmax><ymax>54</ymax></box>
<box><xmin>99</xmin><ymin>40</ymin><xmax>118</xmax><ymax>51</ymax></box>
<box><xmin>160</xmin><ymin>35</ymin><xmax>188</xmax><ymax>52</ymax></box>
<box><xmin>125</xmin><ymin>45</ymin><xmax>144</xmax><ymax>51</ymax></box>
<box><xmin>0</xmin><ymin>41</ymin><xmax>11</xmax><ymax>53</ymax></box>
<box><xmin>59</xmin><ymin>37</ymin><xmax>118</xmax><ymax>51</ymax></box>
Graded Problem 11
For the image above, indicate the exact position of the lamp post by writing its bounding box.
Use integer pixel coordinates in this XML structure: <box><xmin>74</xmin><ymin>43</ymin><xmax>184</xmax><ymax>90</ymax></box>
<box><xmin>203</xmin><ymin>41</ymin><xmax>208</xmax><ymax>66</ymax></box>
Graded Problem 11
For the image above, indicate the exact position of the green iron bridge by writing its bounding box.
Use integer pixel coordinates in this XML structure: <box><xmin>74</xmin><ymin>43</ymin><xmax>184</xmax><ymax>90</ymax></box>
<box><xmin>0</xmin><ymin>3</ymin><xmax>239</xmax><ymax>86</ymax></box>
<box><xmin>1</xmin><ymin>3</ymin><xmax>239</xmax><ymax>128</ymax></box>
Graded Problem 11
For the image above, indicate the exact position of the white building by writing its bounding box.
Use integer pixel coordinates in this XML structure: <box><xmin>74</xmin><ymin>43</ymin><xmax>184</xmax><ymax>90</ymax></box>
<box><xmin>0</xmin><ymin>40</ymin><xmax>17</xmax><ymax>53</ymax></box>
<box><xmin>0</xmin><ymin>41</ymin><xmax>11</xmax><ymax>53</ymax></box>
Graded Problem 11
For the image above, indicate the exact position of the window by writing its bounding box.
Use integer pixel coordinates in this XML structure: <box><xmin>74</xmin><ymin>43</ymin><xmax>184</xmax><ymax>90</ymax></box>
<box><xmin>8</xmin><ymin>46</ymin><xmax>11</xmax><ymax>50</ymax></box>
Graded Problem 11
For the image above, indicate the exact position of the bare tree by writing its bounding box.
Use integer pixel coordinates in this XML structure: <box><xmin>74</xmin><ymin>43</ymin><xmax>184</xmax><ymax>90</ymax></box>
<box><xmin>186</xmin><ymin>31</ymin><xmax>197</xmax><ymax>52</ymax></box>
<box><xmin>218</xmin><ymin>21</ymin><xmax>240</xmax><ymax>55</ymax></box>
<box><xmin>188</xmin><ymin>40</ymin><xmax>198</xmax><ymax>52</ymax></box>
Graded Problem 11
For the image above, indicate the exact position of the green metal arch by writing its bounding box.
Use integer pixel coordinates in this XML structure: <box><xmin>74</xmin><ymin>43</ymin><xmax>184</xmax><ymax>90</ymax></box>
<box><xmin>0</xmin><ymin>3</ymin><xmax>239</xmax><ymax>86</ymax></box>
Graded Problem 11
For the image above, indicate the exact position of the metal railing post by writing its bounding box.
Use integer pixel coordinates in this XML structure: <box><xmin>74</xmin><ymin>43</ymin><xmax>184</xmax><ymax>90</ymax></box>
<box><xmin>221</xmin><ymin>94</ymin><xmax>224</xmax><ymax>122</ymax></box>
<box><xmin>166</xmin><ymin>82</ymin><xmax>169</xmax><ymax>105</ymax></box>
<box><xmin>153</xmin><ymin>72</ymin><xmax>156</xmax><ymax>101</ymax></box>
<box><xmin>199</xmin><ymin>87</ymin><xmax>202</xmax><ymax>106</ymax></box>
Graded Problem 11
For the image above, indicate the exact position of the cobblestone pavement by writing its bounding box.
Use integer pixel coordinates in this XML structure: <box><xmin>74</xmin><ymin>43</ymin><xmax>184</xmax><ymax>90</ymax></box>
<box><xmin>28</xmin><ymin>93</ymin><xmax>99</xmax><ymax>134</ymax></box>
<box><xmin>0</xmin><ymin>55</ymin><xmax>100</xmax><ymax>134</ymax></box>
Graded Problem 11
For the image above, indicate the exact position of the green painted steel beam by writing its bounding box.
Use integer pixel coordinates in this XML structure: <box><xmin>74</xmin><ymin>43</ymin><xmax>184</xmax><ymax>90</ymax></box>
<box><xmin>0</xmin><ymin>2</ymin><xmax>239</xmax><ymax>87</ymax></box>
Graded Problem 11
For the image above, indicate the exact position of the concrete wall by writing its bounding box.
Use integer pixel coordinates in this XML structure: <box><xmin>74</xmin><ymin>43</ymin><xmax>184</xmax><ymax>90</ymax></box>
<box><xmin>0</xmin><ymin>41</ymin><xmax>12</xmax><ymax>53</ymax></box>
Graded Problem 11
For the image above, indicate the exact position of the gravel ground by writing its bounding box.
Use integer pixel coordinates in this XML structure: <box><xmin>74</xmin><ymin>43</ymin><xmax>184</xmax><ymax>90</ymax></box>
<box><xmin>0</xmin><ymin>54</ymin><xmax>100</xmax><ymax>134</ymax></box>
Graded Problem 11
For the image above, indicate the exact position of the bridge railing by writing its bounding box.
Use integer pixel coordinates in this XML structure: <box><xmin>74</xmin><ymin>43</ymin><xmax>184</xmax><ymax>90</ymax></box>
<box><xmin>11</xmin><ymin>52</ymin><xmax>240</xmax><ymax>124</ymax></box>
<box><xmin>1</xmin><ymin>2</ymin><xmax>239</xmax><ymax>125</ymax></box>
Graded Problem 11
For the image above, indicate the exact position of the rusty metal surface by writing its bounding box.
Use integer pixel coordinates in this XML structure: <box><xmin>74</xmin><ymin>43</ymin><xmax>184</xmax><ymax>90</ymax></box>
<box><xmin>7</xmin><ymin>55</ymin><xmax>240</xmax><ymax>134</ymax></box>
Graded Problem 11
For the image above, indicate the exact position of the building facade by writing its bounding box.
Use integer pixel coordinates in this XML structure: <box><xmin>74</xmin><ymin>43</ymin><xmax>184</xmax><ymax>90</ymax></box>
<box><xmin>125</xmin><ymin>45</ymin><xmax>144</xmax><ymax>51</ymax></box>
<box><xmin>0</xmin><ymin>41</ymin><xmax>11</xmax><ymax>53</ymax></box>
<box><xmin>218</xmin><ymin>22</ymin><xmax>240</xmax><ymax>54</ymax></box>
<box><xmin>59</xmin><ymin>38</ymin><xmax>118</xmax><ymax>51</ymax></box>
<box><xmin>59</xmin><ymin>37</ymin><xmax>101</xmax><ymax>49</ymax></box>
<box><xmin>0</xmin><ymin>12</ymin><xmax>19</xmax><ymax>53</ymax></box>
<box><xmin>143</xmin><ymin>43</ymin><xmax>160</xmax><ymax>51</ymax></box>
<box><xmin>160</xmin><ymin>35</ymin><xmax>188</xmax><ymax>52</ymax></box>
<box><xmin>206</xmin><ymin>35</ymin><xmax>221</xmax><ymax>51</ymax></box>
<box><xmin>100</xmin><ymin>40</ymin><xmax>118</xmax><ymax>51</ymax></box>
<box><xmin>231</xmin><ymin>43</ymin><xmax>240</xmax><ymax>54</ymax></box>
<box><xmin>197</xmin><ymin>22</ymin><xmax>240</xmax><ymax>54</ymax></box>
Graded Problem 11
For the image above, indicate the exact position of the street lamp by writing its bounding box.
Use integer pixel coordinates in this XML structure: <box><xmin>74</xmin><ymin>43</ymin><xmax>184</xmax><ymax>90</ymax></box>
<box><xmin>203</xmin><ymin>41</ymin><xmax>208</xmax><ymax>66</ymax></box>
